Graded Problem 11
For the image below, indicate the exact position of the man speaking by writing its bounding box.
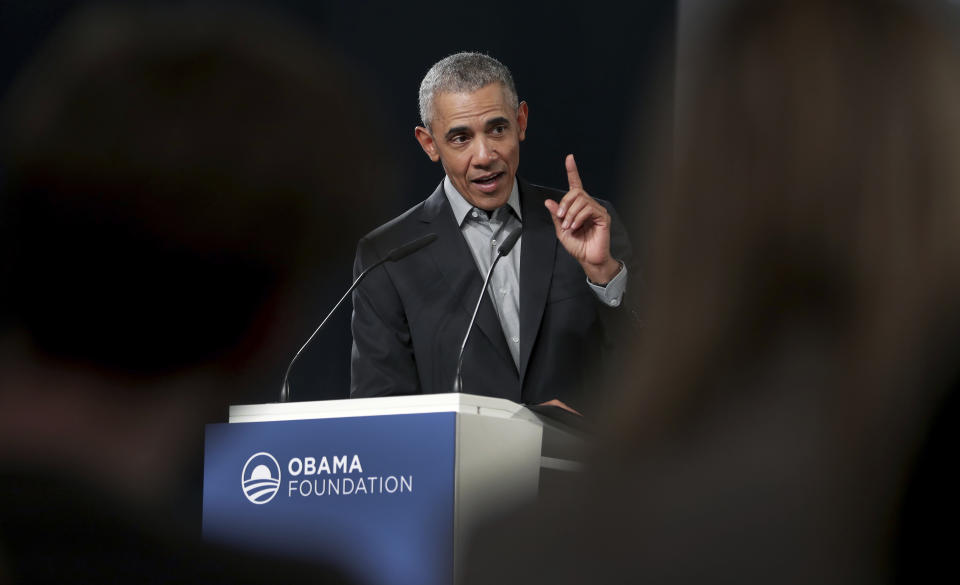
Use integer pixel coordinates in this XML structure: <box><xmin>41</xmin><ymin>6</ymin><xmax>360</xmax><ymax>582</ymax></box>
<box><xmin>350</xmin><ymin>52</ymin><xmax>633</xmax><ymax>413</ymax></box>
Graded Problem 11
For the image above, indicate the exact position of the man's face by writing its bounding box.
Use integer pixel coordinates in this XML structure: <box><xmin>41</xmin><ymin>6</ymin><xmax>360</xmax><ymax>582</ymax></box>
<box><xmin>415</xmin><ymin>83</ymin><xmax>528</xmax><ymax>211</ymax></box>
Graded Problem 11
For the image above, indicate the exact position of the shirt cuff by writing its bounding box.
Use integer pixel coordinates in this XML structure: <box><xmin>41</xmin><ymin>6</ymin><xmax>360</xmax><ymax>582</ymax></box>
<box><xmin>587</xmin><ymin>261</ymin><xmax>627</xmax><ymax>307</ymax></box>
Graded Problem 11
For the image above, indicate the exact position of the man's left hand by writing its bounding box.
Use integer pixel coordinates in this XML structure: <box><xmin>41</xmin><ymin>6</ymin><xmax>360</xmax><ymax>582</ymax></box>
<box><xmin>544</xmin><ymin>154</ymin><xmax>621</xmax><ymax>284</ymax></box>
<box><xmin>537</xmin><ymin>398</ymin><xmax>582</xmax><ymax>416</ymax></box>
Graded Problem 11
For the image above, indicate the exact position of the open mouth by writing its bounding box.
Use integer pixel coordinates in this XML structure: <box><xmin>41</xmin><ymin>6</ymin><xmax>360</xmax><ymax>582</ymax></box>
<box><xmin>471</xmin><ymin>172</ymin><xmax>504</xmax><ymax>191</ymax></box>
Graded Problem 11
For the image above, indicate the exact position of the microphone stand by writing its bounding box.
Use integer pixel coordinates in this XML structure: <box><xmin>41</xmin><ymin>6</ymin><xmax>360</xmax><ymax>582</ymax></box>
<box><xmin>452</xmin><ymin>227</ymin><xmax>522</xmax><ymax>393</ymax></box>
<box><xmin>280</xmin><ymin>233</ymin><xmax>437</xmax><ymax>402</ymax></box>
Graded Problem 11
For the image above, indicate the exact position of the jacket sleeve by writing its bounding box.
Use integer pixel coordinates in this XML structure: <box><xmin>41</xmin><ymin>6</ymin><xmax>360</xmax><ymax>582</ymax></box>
<box><xmin>349</xmin><ymin>236</ymin><xmax>421</xmax><ymax>397</ymax></box>
<box><xmin>606</xmin><ymin>201</ymin><xmax>643</xmax><ymax>330</ymax></box>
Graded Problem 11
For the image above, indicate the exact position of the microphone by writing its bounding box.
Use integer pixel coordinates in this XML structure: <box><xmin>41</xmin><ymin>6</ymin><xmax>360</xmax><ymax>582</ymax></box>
<box><xmin>452</xmin><ymin>227</ymin><xmax>522</xmax><ymax>393</ymax></box>
<box><xmin>279</xmin><ymin>233</ymin><xmax>438</xmax><ymax>402</ymax></box>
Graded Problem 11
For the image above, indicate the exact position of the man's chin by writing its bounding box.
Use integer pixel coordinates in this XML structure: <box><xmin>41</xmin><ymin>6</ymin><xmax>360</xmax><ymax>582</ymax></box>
<box><xmin>464</xmin><ymin>182</ymin><xmax>512</xmax><ymax>209</ymax></box>
<box><xmin>470</xmin><ymin>192</ymin><xmax>510</xmax><ymax>211</ymax></box>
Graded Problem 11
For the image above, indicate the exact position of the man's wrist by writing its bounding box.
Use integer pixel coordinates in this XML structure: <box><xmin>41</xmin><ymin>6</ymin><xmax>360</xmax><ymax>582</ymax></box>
<box><xmin>585</xmin><ymin>258</ymin><xmax>622</xmax><ymax>286</ymax></box>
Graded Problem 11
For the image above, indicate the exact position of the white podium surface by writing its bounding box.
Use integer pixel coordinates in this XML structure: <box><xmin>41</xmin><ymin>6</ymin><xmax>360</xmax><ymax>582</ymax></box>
<box><xmin>231</xmin><ymin>392</ymin><xmax>537</xmax><ymax>422</ymax></box>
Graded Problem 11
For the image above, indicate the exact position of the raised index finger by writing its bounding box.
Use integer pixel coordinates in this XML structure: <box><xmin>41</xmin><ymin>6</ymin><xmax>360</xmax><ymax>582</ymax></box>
<box><xmin>565</xmin><ymin>154</ymin><xmax>583</xmax><ymax>190</ymax></box>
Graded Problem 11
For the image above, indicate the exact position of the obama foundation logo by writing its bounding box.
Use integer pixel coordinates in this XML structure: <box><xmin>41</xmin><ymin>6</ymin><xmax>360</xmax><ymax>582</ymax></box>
<box><xmin>241</xmin><ymin>452</ymin><xmax>281</xmax><ymax>504</ymax></box>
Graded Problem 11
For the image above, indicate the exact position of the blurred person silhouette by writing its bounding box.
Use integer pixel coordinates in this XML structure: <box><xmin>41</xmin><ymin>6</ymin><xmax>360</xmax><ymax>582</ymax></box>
<box><xmin>464</xmin><ymin>1</ymin><xmax>960</xmax><ymax>583</ymax></box>
<box><xmin>0</xmin><ymin>2</ymin><xmax>386</xmax><ymax>583</ymax></box>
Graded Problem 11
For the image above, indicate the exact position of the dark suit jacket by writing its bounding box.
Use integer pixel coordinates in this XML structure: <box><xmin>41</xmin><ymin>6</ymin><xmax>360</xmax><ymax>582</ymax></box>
<box><xmin>349</xmin><ymin>178</ymin><xmax>634</xmax><ymax>409</ymax></box>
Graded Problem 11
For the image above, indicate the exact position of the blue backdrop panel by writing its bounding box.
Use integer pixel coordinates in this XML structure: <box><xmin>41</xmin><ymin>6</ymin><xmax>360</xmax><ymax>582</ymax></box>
<box><xmin>203</xmin><ymin>412</ymin><xmax>457</xmax><ymax>585</ymax></box>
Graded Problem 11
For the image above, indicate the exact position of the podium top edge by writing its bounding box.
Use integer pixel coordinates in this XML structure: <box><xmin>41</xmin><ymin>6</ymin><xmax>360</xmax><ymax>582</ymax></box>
<box><xmin>227</xmin><ymin>392</ymin><xmax>533</xmax><ymax>423</ymax></box>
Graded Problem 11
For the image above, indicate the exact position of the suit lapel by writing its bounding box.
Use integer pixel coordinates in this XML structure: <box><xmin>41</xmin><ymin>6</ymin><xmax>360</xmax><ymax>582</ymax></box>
<box><xmin>421</xmin><ymin>182</ymin><xmax>517</xmax><ymax>372</ymax></box>
<box><xmin>518</xmin><ymin>179</ymin><xmax>557</xmax><ymax>383</ymax></box>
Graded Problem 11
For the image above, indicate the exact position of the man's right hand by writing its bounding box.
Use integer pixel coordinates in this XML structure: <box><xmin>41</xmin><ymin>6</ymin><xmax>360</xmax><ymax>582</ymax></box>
<box><xmin>543</xmin><ymin>154</ymin><xmax>621</xmax><ymax>285</ymax></box>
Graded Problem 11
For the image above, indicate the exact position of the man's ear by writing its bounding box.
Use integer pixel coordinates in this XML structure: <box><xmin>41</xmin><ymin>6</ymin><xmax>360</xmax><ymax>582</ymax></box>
<box><xmin>517</xmin><ymin>101</ymin><xmax>529</xmax><ymax>142</ymax></box>
<box><xmin>414</xmin><ymin>126</ymin><xmax>441</xmax><ymax>162</ymax></box>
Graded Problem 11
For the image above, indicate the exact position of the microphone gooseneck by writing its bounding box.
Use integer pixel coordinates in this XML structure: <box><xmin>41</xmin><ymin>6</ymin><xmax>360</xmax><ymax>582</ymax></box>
<box><xmin>453</xmin><ymin>227</ymin><xmax>522</xmax><ymax>393</ymax></box>
<box><xmin>280</xmin><ymin>233</ymin><xmax>438</xmax><ymax>402</ymax></box>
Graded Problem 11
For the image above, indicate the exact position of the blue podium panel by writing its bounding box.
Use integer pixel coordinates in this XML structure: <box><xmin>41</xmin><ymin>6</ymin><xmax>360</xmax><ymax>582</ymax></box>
<box><xmin>202</xmin><ymin>412</ymin><xmax>456</xmax><ymax>585</ymax></box>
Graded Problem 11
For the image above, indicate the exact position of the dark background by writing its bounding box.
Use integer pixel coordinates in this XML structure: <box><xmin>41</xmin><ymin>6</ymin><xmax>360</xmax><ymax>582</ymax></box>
<box><xmin>0</xmin><ymin>0</ymin><xmax>675</xmax><ymax>405</ymax></box>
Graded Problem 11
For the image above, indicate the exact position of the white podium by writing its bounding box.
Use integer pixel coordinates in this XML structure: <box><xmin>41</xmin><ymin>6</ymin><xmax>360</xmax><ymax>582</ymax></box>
<box><xmin>203</xmin><ymin>393</ymin><xmax>585</xmax><ymax>585</ymax></box>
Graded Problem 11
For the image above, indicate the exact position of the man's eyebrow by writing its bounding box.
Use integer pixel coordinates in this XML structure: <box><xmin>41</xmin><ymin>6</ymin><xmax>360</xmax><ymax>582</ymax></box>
<box><xmin>444</xmin><ymin>126</ymin><xmax>470</xmax><ymax>140</ymax></box>
<box><xmin>486</xmin><ymin>116</ymin><xmax>511</xmax><ymax>128</ymax></box>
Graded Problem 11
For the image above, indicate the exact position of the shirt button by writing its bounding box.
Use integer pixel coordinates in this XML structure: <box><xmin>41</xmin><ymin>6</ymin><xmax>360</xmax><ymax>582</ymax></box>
<box><xmin>491</xmin><ymin>239</ymin><xmax>497</xmax><ymax>246</ymax></box>
<box><xmin>610</xmin><ymin>299</ymin><xmax>620</xmax><ymax>307</ymax></box>
<box><xmin>500</xmin><ymin>288</ymin><xmax>507</xmax><ymax>295</ymax></box>
<box><xmin>472</xmin><ymin>210</ymin><xmax>479</xmax><ymax>218</ymax></box>
<box><xmin>511</xmin><ymin>336</ymin><xmax>519</xmax><ymax>343</ymax></box>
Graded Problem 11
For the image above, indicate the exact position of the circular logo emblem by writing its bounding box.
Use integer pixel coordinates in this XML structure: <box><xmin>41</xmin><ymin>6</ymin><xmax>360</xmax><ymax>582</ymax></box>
<box><xmin>241</xmin><ymin>452</ymin><xmax>281</xmax><ymax>504</ymax></box>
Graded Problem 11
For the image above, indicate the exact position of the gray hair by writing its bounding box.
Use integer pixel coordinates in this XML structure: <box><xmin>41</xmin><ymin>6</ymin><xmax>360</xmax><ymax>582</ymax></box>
<box><xmin>418</xmin><ymin>52</ymin><xmax>518</xmax><ymax>129</ymax></box>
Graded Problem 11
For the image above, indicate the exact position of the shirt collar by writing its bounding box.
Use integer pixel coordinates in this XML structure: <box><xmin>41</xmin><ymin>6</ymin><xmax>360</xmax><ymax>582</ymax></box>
<box><xmin>443</xmin><ymin>175</ymin><xmax>522</xmax><ymax>226</ymax></box>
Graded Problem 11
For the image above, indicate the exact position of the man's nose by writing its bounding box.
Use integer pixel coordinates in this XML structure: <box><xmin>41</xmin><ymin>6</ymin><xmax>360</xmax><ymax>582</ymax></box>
<box><xmin>473</xmin><ymin>137</ymin><xmax>497</xmax><ymax>165</ymax></box>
